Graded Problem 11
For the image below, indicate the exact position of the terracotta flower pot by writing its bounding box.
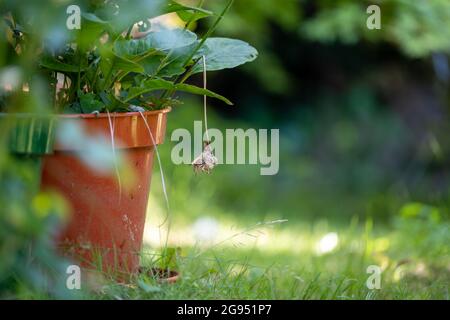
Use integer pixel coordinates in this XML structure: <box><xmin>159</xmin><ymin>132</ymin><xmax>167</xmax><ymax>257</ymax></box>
<box><xmin>40</xmin><ymin>108</ymin><xmax>170</xmax><ymax>275</ymax></box>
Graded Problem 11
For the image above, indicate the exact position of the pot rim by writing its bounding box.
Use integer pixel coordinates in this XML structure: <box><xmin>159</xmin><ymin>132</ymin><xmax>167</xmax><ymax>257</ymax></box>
<box><xmin>138</xmin><ymin>267</ymin><xmax>180</xmax><ymax>284</ymax></box>
<box><xmin>59</xmin><ymin>107</ymin><xmax>171</xmax><ymax>119</ymax></box>
<box><xmin>0</xmin><ymin>107</ymin><xmax>171</xmax><ymax>119</ymax></box>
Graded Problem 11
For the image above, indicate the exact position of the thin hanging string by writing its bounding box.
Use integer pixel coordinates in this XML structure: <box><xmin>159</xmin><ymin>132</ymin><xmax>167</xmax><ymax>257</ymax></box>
<box><xmin>202</xmin><ymin>55</ymin><xmax>210</xmax><ymax>143</ymax></box>
<box><xmin>138</xmin><ymin>111</ymin><xmax>171</xmax><ymax>249</ymax></box>
<box><xmin>106</xmin><ymin>110</ymin><xmax>122</xmax><ymax>204</ymax></box>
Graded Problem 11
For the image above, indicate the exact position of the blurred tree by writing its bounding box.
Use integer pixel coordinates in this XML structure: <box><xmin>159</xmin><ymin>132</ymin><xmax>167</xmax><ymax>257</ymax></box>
<box><xmin>171</xmin><ymin>0</ymin><xmax>450</xmax><ymax>222</ymax></box>
<box><xmin>199</xmin><ymin>0</ymin><xmax>450</xmax><ymax>96</ymax></box>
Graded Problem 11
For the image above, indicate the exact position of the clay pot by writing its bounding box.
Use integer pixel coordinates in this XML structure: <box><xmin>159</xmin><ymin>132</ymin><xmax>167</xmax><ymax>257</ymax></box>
<box><xmin>40</xmin><ymin>108</ymin><xmax>170</xmax><ymax>275</ymax></box>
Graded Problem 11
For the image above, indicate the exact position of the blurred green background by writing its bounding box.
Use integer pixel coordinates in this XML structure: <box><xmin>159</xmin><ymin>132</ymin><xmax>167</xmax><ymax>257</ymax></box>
<box><xmin>153</xmin><ymin>0</ymin><xmax>450</xmax><ymax>229</ymax></box>
<box><xmin>146</xmin><ymin>0</ymin><xmax>450</xmax><ymax>299</ymax></box>
<box><xmin>1</xmin><ymin>0</ymin><xmax>449</xmax><ymax>299</ymax></box>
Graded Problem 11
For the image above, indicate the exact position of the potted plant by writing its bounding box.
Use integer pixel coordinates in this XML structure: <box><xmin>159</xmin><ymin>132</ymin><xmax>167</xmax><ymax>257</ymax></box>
<box><xmin>2</xmin><ymin>0</ymin><xmax>257</xmax><ymax>276</ymax></box>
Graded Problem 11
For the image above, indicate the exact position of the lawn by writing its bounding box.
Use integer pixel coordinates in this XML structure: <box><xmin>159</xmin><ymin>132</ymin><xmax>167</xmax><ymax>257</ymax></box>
<box><xmin>68</xmin><ymin>212</ymin><xmax>449</xmax><ymax>300</ymax></box>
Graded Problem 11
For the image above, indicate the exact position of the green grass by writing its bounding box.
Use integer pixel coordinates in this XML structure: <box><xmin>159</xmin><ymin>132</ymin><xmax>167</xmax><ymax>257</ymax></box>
<box><xmin>70</xmin><ymin>215</ymin><xmax>449</xmax><ymax>300</ymax></box>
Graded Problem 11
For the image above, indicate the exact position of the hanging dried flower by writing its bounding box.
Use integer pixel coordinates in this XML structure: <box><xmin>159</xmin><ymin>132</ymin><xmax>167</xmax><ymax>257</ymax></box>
<box><xmin>192</xmin><ymin>141</ymin><xmax>218</xmax><ymax>174</ymax></box>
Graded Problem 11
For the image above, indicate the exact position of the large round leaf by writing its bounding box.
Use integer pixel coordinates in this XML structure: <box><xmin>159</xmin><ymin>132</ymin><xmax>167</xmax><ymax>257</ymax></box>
<box><xmin>192</xmin><ymin>38</ymin><xmax>258</xmax><ymax>73</ymax></box>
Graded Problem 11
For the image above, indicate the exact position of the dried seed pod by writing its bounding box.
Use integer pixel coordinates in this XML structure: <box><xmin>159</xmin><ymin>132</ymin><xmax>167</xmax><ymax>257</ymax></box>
<box><xmin>192</xmin><ymin>142</ymin><xmax>218</xmax><ymax>174</ymax></box>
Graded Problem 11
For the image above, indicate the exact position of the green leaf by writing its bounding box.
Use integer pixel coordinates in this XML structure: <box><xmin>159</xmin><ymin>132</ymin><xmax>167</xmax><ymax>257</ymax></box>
<box><xmin>123</xmin><ymin>78</ymin><xmax>233</xmax><ymax>105</ymax></box>
<box><xmin>175</xmin><ymin>83</ymin><xmax>233</xmax><ymax>105</ymax></box>
<box><xmin>140</xmin><ymin>55</ymin><xmax>186</xmax><ymax>77</ymax></box>
<box><xmin>63</xmin><ymin>102</ymin><xmax>82</xmax><ymax>114</ymax></box>
<box><xmin>113</xmin><ymin>54</ymin><xmax>145</xmax><ymax>74</ymax></box>
<box><xmin>81</xmin><ymin>13</ymin><xmax>108</xmax><ymax>25</ymax></box>
<box><xmin>97</xmin><ymin>0</ymin><xmax>211</xmax><ymax>31</ymax></box>
<box><xmin>114</xmin><ymin>28</ymin><xmax>197</xmax><ymax>58</ymax></box>
<box><xmin>139</xmin><ymin>44</ymin><xmax>197</xmax><ymax>77</ymax></box>
<box><xmin>125</xmin><ymin>79</ymin><xmax>173</xmax><ymax>101</ymax></box>
<box><xmin>168</xmin><ymin>1</ymin><xmax>214</xmax><ymax>23</ymax></box>
<box><xmin>99</xmin><ymin>47</ymin><xmax>144</xmax><ymax>82</ymax></box>
<box><xmin>40</xmin><ymin>57</ymin><xmax>85</xmax><ymax>73</ymax></box>
<box><xmin>191</xmin><ymin>38</ymin><xmax>258</xmax><ymax>73</ymax></box>
<box><xmin>78</xmin><ymin>91</ymin><xmax>104</xmax><ymax>113</ymax></box>
<box><xmin>159</xmin><ymin>61</ymin><xmax>187</xmax><ymax>77</ymax></box>
<box><xmin>114</xmin><ymin>40</ymin><xmax>160</xmax><ymax>59</ymax></box>
<box><xmin>177</xmin><ymin>10</ymin><xmax>212</xmax><ymax>23</ymax></box>
<box><xmin>148</xmin><ymin>28</ymin><xmax>198</xmax><ymax>51</ymax></box>
<box><xmin>76</xmin><ymin>13</ymin><xmax>111</xmax><ymax>51</ymax></box>
<box><xmin>167</xmin><ymin>1</ymin><xmax>214</xmax><ymax>17</ymax></box>
<box><xmin>94</xmin><ymin>0</ymin><xmax>167</xmax><ymax>34</ymax></box>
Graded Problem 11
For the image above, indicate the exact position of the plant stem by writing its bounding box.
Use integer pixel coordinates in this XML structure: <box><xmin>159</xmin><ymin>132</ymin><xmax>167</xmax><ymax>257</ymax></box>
<box><xmin>181</xmin><ymin>0</ymin><xmax>234</xmax><ymax>69</ymax></box>
<box><xmin>77</xmin><ymin>52</ymin><xmax>82</xmax><ymax>93</ymax></box>
<box><xmin>53</xmin><ymin>72</ymin><xmax>57</xmax><ymax>112</ymax></box>
<box><xmin>125</xmin><ymin>24</ymin><xmax>134</xmax><ymax>39</ymax></box>
<box><xmin>161</xmin><ymin>0</ymin><xmax>234</xmax><ymax>99</ymax></box>
<box><xmin>178</xmin><ymin>57</ymin><xmax>202</xmax><ymax>84</ymax></box>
